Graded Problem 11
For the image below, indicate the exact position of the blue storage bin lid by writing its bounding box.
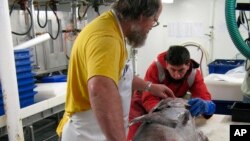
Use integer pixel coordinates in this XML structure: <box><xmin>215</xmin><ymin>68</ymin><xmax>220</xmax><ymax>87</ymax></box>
<box><xmin>19</xmin><ymin>90</ymin><xmax>37</xmax><ymax>100</ymax></box>
<box><xmin>0</xmin><ymin>98</ymin><xmax>3</xmax><ymax>105</ymax></box>
<box><xmin>0</xmin><ymin>85</ymin><xmax>2</xmax><ymax>96</ymax></box>
<box><xmin>41</xmin><ymin>75</ymin><xmax>67</xmax><ymax>83</ymax></box>
<box><xmin>15</xmin><ymin>59</ymin><xmax>33</xmax><ymax>66</ymax></box>
<box><xmin>0</xmin><ymin>106</ymin><xmax>4</xmax><ymax>116</ymax></box>
<box><xmin>0</xmin><ymin>91</ymin><xmax>37</xmax><ymax>114</ymax></box>
<box><xmin>15</xmin><ymin>54</ymin><xmax>32</xmax><ymax>60</ymax></box>
<box><xmin>20</xmin><ymin>98</ymin><xmax>35</xmax><ymax>108</ymax></box>
<box><xmin>14</xmin><ymin>48</ymin><xmax>30</xmax><ymax>53</ymax></box>
<box><xmin>14</xmin><ymin>49</ymin><xmax>32</xmax><ymax>67</ymax></box>
<box><xmin>18</xmin><ymin>78</ymin><xmax>36</xmax><ymax>87</ymax></box>
<box><xmin>17</xmin><ymin>72</ymin><xmax>35</xmax><ymax>80</ymax></box>
<box><xmin>0</xmin><ymin>91</ymin><xmax>37</xmax><ymax>105</ymax></box>
<box><xmin>16</xmin><ymin>65</ymin><xmax>32</xmax><ymax>73</ymax></box>
<box><xmin>14</xmin><ymin>49</ymin><xmax>30</xmax><ymax>55</ymax></box>
<box><xmin>19</xmin><ymin>85</ymin><xmax>37</xmax><ymax>93</ymax></box>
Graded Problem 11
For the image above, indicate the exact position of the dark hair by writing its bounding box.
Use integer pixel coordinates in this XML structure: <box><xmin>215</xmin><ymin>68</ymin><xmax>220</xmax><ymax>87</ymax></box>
<box><xmin>165</xmin><ymin>45</ymin><xmax>190</xmax><ymax>66</ymax></box>
<box><xmin>112</xmin><ymin>0</ymin><xmax>161</xmax><ymax>20</ymax></box>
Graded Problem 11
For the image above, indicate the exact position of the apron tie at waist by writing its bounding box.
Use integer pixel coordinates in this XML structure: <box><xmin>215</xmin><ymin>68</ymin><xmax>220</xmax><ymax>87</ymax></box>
<box><xmin>56</xmin><ymin>112</ymin><xmax>71</xmax><ymax>137</ymax></box>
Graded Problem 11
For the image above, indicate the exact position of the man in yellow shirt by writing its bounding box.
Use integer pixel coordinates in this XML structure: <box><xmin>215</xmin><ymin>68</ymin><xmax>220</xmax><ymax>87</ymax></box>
<box><xmin>57</xmin><ymin>0</ymin><xmax>174</xmax><ymax>141</ymax></box>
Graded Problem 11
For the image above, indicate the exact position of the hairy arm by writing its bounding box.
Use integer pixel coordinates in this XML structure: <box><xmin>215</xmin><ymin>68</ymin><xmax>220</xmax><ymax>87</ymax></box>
<box><xmin>88</xmin><ymin>76</ymin><xmax>126</xmax><ymax>141</ymax></box>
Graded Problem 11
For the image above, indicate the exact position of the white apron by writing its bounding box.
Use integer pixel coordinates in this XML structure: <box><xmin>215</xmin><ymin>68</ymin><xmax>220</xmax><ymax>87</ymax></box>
<box><xmin>61</xmin><ymin>60</ymin><xmax>133</xmax><ymax>141</ymax></box>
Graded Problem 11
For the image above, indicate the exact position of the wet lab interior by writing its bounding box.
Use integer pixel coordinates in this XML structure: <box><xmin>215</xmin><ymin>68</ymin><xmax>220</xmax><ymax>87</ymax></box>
<box><xmin>1</xmin><ymin>0</ymin><xmax>250</xmax><ymax>141</ymax></box>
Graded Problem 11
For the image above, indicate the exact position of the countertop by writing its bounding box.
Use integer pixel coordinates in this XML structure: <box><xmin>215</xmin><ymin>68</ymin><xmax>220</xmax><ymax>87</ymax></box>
<box><xmin>196</xmin><ymin>114</ymin><xmax>250</xmax><ymax>141</ymax></box>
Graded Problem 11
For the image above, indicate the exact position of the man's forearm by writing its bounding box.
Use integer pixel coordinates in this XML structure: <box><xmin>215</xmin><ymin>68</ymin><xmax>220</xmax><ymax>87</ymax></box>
<box><xmin>132</xmin><ymin>75</ymin><xmax>150</xmax><ymax>91</ymax></box>
<box><xmin>88</xmin><ymin>77</ymin><xmax>126</xmax><ymax>141</ymax></box>
<box><xmin>132</xmin><ymin>76</ymin><xmax>174</xmax><ymax>98</ymax></box>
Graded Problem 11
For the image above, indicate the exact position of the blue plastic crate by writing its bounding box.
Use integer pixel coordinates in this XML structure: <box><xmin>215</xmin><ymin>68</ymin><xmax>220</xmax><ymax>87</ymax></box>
<box><xmin>0</xmin><ymin>90</ymin><xmax>37</xmax><ymax>103</ymax></box>
<box><xmin>18</xmin><ymin>78</ymin><xmax>36</xmax><ymax>87</ymax></box>
<box><xmin>0</xmin><ymin>98</ymin><xmax>3</xmax><ymax>106</ymax></box>
<box><xmin>19</xmin><ymin>90</ymin><xmax>37</xmax><ymax>99</ymax></box>
<box><xmin>0</xmin><ymin>98</ymin><xmax>2</xmax><ymax>105</ymax></box>
<box><xmin>14</xmin><ymin>48</ymin><xmax>30</xmax><ymax>54</ymax></box>
<box><xmin>16</xmin><ymin>65</ymin><xmax>32</xmax><ymax>73</ymax></box>
<box><xmin>20</xmin><ymin>91</ymin><xmax>37</xmax><ymax>108</ymax></box>
<box><xmin>14</xmin><ymin>49</ymin><xmax>31</xmax><ymax>60</ymax></box>
<box><xmin>19</xmin><ymin>85</ymin><xmax>37</xmax><ymax>94</ymax></box>
<box><xmin>0</xmin><ymin>91</ymin><xmax>37</xmax><ymax>115</ymax></box>
<box><xmin>15</xmin><ymin>59</ymin><xmax>33</xmax><ymax>66</ymax></box>
<box><xmin>15</xmin><ymin>54</ymin><xmax>32</xmax><ymax>60</ymax></box>
<box><xmin>0</xmin><ymin>80</ymin><xmax>36</xmax><ymax>93</ymax></box>
<box><xmin>0</xmin><ymin>106</ymin><xmax>4</xmax><ymax>116</ymax></box>
<box><xmin>0</xmin><ymin>85</ymin><xmax>2</xmax><ymax>97</ymax></box>
<box><xmin>17</xmin><ymin>72</ymin><xmax>35</xmax><ymax>80</ymax></box>
<box><xmin>208</xmin><ymin>59</ymin><xmax>245</xmax><ymax>74</ymax></box>
<box><xmin>20</xmin><ymin>96</ymin><xmax>35</xmax><ymax>108</ymax></box>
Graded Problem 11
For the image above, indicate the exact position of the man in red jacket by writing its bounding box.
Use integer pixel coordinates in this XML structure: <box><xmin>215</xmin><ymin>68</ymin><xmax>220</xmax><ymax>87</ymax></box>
<box><xmin>127</xmin><ymin>45</ymin><xmax>215</xmax><ymax>141</ymax></box>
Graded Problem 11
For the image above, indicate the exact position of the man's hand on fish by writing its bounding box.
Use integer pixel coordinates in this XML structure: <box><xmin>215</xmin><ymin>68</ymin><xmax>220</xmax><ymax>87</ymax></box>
<box><xmin>149</xmin><ymin>84</ymin><xmax>175</xmax><ymax>99</ymax></box>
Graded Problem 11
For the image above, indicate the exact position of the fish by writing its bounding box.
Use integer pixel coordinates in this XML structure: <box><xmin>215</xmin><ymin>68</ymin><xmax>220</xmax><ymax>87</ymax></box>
<box><xmin>129</xmin><ymin>98</ymin><xmax>208</xmax><ymax>141</ymax></box>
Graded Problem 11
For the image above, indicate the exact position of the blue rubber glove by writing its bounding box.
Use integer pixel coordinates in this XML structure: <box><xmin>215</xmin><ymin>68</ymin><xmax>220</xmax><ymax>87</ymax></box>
<box><xmin>188</xmin><ymin>98</ymin><xmax>215</xmax><ymax>117</ymax></box>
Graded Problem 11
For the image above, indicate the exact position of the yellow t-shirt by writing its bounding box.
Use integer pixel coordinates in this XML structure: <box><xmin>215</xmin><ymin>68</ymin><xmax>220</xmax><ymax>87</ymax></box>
<box><xmin>57</xmin><ymin>10</ymin><xmax>127</xmax><ymax>136</ymax></box>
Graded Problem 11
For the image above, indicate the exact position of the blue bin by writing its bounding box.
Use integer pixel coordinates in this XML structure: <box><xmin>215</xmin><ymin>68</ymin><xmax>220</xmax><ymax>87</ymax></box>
<box><xmin>208</xmin><ymin>59</ymin><xmax>245</xmax><ymax>74</ymax></box>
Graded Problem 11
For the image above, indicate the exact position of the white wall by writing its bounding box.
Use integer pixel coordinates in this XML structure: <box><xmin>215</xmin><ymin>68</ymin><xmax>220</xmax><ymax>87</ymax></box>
<box><xmin>135</xmin><ymin>0</ymin><xmax>245</xmax><ymax>78</ymax></box>
<box><xmin>83</xmin><ymin>0</ymin><xmax>247</xmax><ymax>78</ymax></box>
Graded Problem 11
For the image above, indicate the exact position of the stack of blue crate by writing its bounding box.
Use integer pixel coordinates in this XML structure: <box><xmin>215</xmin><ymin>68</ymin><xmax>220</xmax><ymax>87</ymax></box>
<box><xmin>0</xmin><ymin>49</ymin><xmax>37</xmax><ymax>116</ymax></box>
<box><xmin>0</xmin><ymin>86</ymin><xmax>3</xmax><ymax>115</ymax></box>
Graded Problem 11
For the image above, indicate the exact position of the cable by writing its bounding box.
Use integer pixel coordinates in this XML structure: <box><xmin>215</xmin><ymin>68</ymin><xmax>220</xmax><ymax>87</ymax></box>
<box><xmin>47</xmin><ymin>1</ymin><xmax>60</xmax><ymax>40</ymax></box>
<box><xmin>36</xmin><ymin>1</ymin><xmax>48</xmax><ymax>28</ymax></box>
<box><xmin>78</xmin><ymin>1</ymin><xmax>90</xmax><ymax>21</ymax></box>
<box><xmin>9</xmin><ymin>0</ymin><xmax>33</xmax><ymax>36</ymax></box>
<box><xmin>93</xmin><ymin>0</ymin><xmax>100</xmax><ymax>16</ymax></box>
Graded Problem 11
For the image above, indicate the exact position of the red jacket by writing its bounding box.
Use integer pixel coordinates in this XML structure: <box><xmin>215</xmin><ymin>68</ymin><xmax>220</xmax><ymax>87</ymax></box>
<box><xmin>127</xmin><ymin>51</ymin><xmax>212</xmax><ymax>141</ymax></box>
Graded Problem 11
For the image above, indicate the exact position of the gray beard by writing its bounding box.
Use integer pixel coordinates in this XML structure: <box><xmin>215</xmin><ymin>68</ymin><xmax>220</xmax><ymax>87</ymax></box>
<box><xmin>126</xmin><ymin>25</ymin><xmax>147</xmax><ymax>48</ymax></box>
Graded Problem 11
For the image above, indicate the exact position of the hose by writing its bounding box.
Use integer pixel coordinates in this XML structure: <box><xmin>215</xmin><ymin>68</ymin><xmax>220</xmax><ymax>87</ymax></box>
<box><xmin>182</xmin><ymin>42</ymin><xmax>209</xmax><ymax>77</ymax></box>
<box><xmin>225</xmin><ymin>0</ymin><xmax>250</xmax><ymax>59</ymax></box>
